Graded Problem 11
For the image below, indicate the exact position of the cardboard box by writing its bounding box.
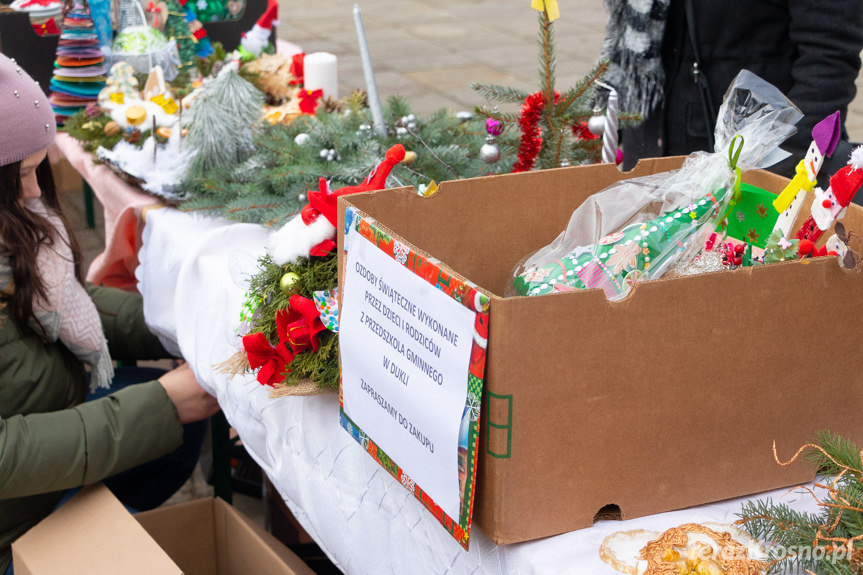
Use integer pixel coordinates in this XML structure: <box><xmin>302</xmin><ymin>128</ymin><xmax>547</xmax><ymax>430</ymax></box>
<box><xmin>12</xmin><ymin>484</ymin><xmax>314</xmax><ymax>575</ymax></box>
<box><xmin>338</xmin><ymin>157</ymin><xmax>863</xmax><ymax>545</ymax></box>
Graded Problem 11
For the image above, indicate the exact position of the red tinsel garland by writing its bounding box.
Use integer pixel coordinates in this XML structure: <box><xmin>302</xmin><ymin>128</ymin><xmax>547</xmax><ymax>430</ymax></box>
<box><xmin>512</xmin><ymin>91</ymin><xmax>545</xmax><ymax>173</ymax></box>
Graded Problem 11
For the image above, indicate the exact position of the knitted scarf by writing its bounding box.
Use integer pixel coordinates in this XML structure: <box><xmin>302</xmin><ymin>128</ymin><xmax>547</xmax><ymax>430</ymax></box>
<box><xmin>0</xmin><ymin>198</ymin><xmax>113</xmax><ymax>391</ymax></box>
<box><xmin>601</xmin><ymin>0</ymin><xmax>670</xmax><ymax>119</ymax></box>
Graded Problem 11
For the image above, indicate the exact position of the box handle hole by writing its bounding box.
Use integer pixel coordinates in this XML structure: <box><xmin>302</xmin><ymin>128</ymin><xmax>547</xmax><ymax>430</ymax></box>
<box><xmin>593</xmin><ymin>503</ymin><xmax>622</xmax><ymax>523</ymax></box>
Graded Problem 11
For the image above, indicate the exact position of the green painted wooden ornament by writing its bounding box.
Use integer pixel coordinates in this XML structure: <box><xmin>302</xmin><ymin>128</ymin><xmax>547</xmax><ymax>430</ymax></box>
<box><xmin>280</xmin><ymin>272</ymin><xmax>300</xmax><ymax>293</ymax></box>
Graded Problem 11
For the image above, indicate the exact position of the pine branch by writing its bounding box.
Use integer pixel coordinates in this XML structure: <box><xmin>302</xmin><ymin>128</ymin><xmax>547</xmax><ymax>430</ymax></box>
<box><xmin>472</xmin><ymin>83</ymin><xmax>530</xmax><ymax>104</ymax></box>
<box><xmin>738</xmin><ymin>434</ymin><xmax>863</xmax><ymax>575</ymax></box>
<box><xmin>474</xmin><ymin>106</ymin><xmax>521</xmax><ymax>125</ymax></box>
<box><xmin>557</xmin><ymin>60</ymin><xmax>607</xmax><ymax>117</ymax></box>
<box><xmin>538</xmin><ymin>9</ymin><xmax>555</xmax><ymax>106</ymax></box>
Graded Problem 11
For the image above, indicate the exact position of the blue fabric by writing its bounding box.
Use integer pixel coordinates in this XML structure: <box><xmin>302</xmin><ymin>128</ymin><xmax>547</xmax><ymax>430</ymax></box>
<box><xmin>88</xmin><ymin>0</ymin><xmax>112</xmax><ymax>47</ymax></box>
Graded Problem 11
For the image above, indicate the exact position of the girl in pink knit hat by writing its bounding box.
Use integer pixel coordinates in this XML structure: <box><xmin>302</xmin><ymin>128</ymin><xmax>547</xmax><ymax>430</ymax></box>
<box><xmin>0</xmin><ymin>54</ymin><xmax>219</xmax><ymax>574</ymax></box>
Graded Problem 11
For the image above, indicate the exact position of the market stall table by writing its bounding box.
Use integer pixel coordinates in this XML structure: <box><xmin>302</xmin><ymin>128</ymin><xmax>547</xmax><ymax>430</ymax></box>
<box><xmin>135</xmin><ymin>206</ymin><xmax>822</xmax><ymax>575</ymax></box>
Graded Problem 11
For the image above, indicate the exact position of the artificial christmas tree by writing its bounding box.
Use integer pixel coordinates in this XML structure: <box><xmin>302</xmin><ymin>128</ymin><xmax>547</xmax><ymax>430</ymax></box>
<box><xmin>183</xmin><ymin>63</ymin><xmax>265</xmax><ymax>180</ymax></box>
<box><xmin>164</xmin><ymin>0</ymin><xmax>198</xmax><ymax>71</ymax></box>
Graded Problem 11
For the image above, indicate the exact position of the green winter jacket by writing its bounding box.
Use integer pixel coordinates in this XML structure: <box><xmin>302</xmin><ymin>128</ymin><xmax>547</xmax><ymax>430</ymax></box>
<box><xmin>0</xmin><ymin>284</ymin><xmax>184</xmax><ymax>572</ymax></box>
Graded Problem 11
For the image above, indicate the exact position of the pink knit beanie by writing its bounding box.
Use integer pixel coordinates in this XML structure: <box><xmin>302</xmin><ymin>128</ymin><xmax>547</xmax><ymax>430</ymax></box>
<box><xmin>0</xmin><ymin>53</ymin><xmax>56</xmax><ymax>167</ymax></box>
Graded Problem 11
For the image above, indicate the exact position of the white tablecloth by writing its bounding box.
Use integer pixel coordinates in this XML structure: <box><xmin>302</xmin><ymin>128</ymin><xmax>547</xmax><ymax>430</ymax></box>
<box><xmin>137</xmin><ymin>207</ymin><xmax>821</xmax><ymax>575</ymax></box>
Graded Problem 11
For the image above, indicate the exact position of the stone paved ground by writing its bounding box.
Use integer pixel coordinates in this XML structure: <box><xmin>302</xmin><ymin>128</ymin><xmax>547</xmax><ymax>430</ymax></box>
<box><xmin>279</xmin><ymin>0</ymin><xmax>863</xmax><ymax>142</ymax></box>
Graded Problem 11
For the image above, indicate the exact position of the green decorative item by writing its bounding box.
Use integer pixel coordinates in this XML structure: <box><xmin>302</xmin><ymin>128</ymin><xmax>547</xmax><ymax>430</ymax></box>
<box><xmin>183</xmin><ymin>65</ymin><xmax>265</xmax><ymax>181</ymax></box>
<box><xmin>513</xmin><ymin>190</ymin><xmax>727</xmax><ymax>298</ymax></box>
<box><xmin>721</xmin><ymin>182</ymin><xmax>780</xmax><ymax>248</ymax></box>
<box><xmin>762</xmin><ymin>229</ymin><xmax>800</xmax><ymax>263</ymax></box>
<box><xmin>164</xmin><ymin>0</ymin><xmax>197</xmax><ymax>71</ymax></box>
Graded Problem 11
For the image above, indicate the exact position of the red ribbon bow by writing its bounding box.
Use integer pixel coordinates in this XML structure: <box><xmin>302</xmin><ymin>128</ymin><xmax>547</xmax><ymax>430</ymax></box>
<box><xmin>289</xmin><ymin>53</ymin><xmax>305</xmax><ymax>86</ymax></box>
<box><xmin>298</xmin><ymin>89</ymin><xmax>324</xmax><ymax>115</ymax></box>
<box><xmin>277</xmin><ymin>295</ymin><xmax>327</xmax><ymax>353</ymax></box>
<box><xmin>32</xmin><ymin>18</ymin><xmax>59</xmax><ymax>35</ymax></box>
<box><xmin>242</xmin><ymin>332</ymin><xmax>295</xmax><ymax>386</ymax></box>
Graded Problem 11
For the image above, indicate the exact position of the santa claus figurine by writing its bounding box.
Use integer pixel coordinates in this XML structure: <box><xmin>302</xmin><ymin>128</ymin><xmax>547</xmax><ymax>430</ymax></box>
<box><xmin>796</xmin><ymin>146</ymin><xmax>863</xmax><ymax>242</ymax></box>
<box><xmin>240</xmin><ymin>0</ymin><xmax>278</xmax><ymax>57</ymax></box>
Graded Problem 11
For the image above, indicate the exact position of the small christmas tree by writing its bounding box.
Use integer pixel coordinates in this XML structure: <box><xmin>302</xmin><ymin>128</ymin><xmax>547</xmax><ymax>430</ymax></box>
<box><xmin>164</xmin><ymin>0</ymin><xmax>197</xmax><ymax>71</ymax></box>
<box><xmin>183</xmin><ymin>65</ymin><xmax>265</xmax><ymax>180</ymax></box>
<box><xmin>473</xmin><ymin>4</ymin><xmax>636</xmax><ymax>171</ymax></box>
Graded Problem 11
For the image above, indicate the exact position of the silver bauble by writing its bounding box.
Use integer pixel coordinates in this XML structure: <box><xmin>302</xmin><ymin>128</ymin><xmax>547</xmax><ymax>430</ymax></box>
<box><xmin>294</xmin><ymin>133</ymin><xmax>310</xmax><ymax>145</ymax></box>
<box><xmin>587</xmin><ymin>111</ymin><xmax>606</xmax><ymax>136</ymax></box>
<box><xmin>479</xmin><ymin>136</ymin><xmax>501</xmax><ymax>164</ymax></box>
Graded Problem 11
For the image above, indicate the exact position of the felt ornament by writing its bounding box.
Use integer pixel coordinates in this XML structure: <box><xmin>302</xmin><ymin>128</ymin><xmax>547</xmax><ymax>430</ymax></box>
<box><xmin>796</xmin><ymin>145</ymin><xmax>863</xmax><ymax>244</ymax></box>
<box><xmin>240</xmin><ymin>0</ymin><xmax>278</xmax><ymax>57</ymax></box>
<box><xmin>267</xmin><ymin>144</ymin><xmax>406</xmax><ymax>265</ymax></box>
<box><xmin>721</xmin><ymin>182</ymin><xmax>779</xmax><ymax>249</ymax></box>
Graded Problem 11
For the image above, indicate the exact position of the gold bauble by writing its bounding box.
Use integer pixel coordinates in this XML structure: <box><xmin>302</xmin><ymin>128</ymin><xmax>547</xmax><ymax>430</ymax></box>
<box><xmin>280</xmin><ymin>272</ymin><xmax>300</xmax><ymax>293</ymax></box>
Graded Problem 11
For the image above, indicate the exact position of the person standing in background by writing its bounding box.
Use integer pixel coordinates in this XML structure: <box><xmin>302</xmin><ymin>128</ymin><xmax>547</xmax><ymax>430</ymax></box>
<box><xmin>602</xmin><ymin>0</ymin><xmax>863</xmax><ymax>195</ymax></box>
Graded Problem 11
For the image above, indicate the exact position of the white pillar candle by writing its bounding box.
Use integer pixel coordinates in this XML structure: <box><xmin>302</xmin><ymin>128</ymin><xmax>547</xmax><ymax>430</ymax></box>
<box><xmin>353</xmin><ymin>4</ymin><xmax>386</xmax><ymax>137</ymax></box>
<box><xmin>303</xmin><ymin>52</ymin><xmax>339</xmax><ymax>101</ymax></box>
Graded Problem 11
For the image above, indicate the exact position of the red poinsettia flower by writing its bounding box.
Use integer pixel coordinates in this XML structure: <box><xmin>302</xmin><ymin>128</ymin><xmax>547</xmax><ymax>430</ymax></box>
<box><xmin>289</xmin><ymin>52</ymin><xmax>305</xmax><ymax>86</ymax></box>
<box><xmin>242</xmin><ymin>332</ymin><xmax>295</xmax><ymax>386</ymax></box>
<box><xmin>277</xmin><ymin>295</ymin><xmax>328</xmax><ymax>353</ymax></box>
<box><xmin>298</xmin><ymin>89</ymin><xmax>324</xmax><ymax>115</ymax></box>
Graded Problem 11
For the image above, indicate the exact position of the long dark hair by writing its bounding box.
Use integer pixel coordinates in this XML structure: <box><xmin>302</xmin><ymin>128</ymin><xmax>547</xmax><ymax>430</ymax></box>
<box><xmin>0</xmin><ymin>157</ymin><xmax>83</xmax><ymax>330</ymax></box>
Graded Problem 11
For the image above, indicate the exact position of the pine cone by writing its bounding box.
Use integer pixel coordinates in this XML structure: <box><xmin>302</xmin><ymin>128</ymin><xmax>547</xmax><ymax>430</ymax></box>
<box><xmin>322</xmin><ymin>96</ymin><xmax>342</xmax><ymax>114</ymax></box>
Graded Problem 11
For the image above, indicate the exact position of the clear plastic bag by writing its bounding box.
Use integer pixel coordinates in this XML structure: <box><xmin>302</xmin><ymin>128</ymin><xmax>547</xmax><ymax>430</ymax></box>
<box><xmin>510</xmin><ymin>70</ymin><xmax>803</xmax><ymax>300</ymax></box>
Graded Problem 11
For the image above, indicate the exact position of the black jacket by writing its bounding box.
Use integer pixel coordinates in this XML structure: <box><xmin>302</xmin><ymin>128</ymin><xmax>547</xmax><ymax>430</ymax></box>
<box><xmin>623</xmin><ymin>0</ymin><xmax>863</xmax><ymax>184</ymax></box>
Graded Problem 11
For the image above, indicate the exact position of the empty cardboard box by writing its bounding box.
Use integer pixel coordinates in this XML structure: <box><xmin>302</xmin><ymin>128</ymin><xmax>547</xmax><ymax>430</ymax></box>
<box><xmin>338</xmin><ymin>157</ymin><xmax>863</xmax><ymax>544</ymax></box>
<box><xmin>12</xmin><ymin>484</ymin><xmax>314</xmax><ymax>575</ymax></box>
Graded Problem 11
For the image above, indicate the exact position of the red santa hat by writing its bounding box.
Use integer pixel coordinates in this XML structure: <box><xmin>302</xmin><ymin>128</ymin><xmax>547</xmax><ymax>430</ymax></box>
<box><xmin>830</xmin><ymin>146</ymin><xmax>863</xmax><ymax>208</ymax></box>
<box><xmin>256</xmin><ymin>0</ymin><xmax>279</xmax><ymax>31</ymax></box>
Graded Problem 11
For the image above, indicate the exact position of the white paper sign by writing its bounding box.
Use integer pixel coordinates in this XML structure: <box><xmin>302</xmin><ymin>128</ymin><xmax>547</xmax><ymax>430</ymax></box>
<box><xmin>341</xmin><ymin>227</ymin><xmax>475</xmax><ymax>520</ymax></box>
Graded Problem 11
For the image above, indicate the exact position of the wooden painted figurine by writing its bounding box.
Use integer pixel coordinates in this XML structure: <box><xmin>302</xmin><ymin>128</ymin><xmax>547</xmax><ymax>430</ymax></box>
<box><xmin>772</xmin><ymin>111</ymin><xmax>841</xmax><ymax>238</ymax></box>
